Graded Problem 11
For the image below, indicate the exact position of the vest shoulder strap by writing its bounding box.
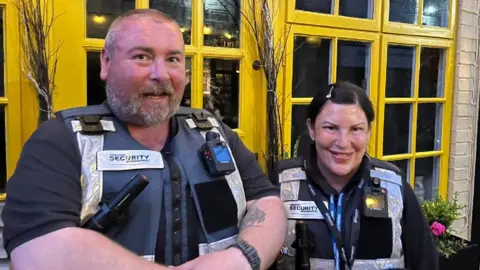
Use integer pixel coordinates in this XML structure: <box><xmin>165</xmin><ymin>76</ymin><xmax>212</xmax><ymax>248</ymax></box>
<box><xmin>56</xmin><ymin>104</ymin><xmax>115</xmax><ymax>134</ymax></box>
<box><xmin>369</xmin><ymin>157</ymin><xmax>402</xmax><ymax>175</ymax></box>
<box><xmin>56</xmin><ymin>104</ymin><xmax>113</xmax><ymax>120</ymax></box>
<box><xmin>175</xmin><ymin>106</ymin><xmax>212</xmax><ymax>117</ymax></box>
<box><xmin>368</xmin><ymin>157</ymin><xmax>404</xmax><ymax>199</ymax></box>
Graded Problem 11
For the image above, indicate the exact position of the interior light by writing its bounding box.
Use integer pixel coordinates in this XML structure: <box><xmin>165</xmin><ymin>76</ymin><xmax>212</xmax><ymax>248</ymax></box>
<box><xmin>224</xmin><ymin>32</ymin><xmax>232</xmax><ymax>39</ymax></box>
<box><xmin>203</xmin><ymin>26</ymin><xmax>213</xmax><ymax>35</ymax></box>
<box><xmin>424</xmin><ymin>6</ymin><xmax>437</xmax><ymax>15</ymax></box>
<box><xmin>93</xmin><ymin>14</ymin><xmax>106</xmax><ymax>24</ymax></box>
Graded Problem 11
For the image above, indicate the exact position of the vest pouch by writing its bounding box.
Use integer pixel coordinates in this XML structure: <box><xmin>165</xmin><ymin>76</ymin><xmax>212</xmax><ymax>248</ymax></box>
<box><xmin>356</xmin><ymin>216</ymin><xmax>393</xmax><ymax>259</ymax></box>
<box><xmin>194</xmin><ymin>177</ymin><xmax>238</xmax><ymax>236</ymax></box>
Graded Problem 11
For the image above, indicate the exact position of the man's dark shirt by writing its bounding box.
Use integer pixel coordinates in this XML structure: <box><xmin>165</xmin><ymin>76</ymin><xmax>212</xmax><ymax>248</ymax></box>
<box><xmin>1</xmin><ymin>114</ymin><xmax>279</xmax><ymax>259</ymax></box>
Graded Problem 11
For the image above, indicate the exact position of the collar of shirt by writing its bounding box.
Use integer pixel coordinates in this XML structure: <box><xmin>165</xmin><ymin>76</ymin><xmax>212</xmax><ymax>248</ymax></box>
<box><xmin>103</xmin><ymin>101</ymin><xmax>179</xmax><ymax>152</ymax></box>
<box><xmin>305</xmin><ymin>143</ymin><xmax>371</xmax><ymax>196</ymax></box>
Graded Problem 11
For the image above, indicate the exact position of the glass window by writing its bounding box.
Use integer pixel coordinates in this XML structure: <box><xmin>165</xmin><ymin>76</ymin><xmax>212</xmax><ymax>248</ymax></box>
<box><xmin>337</xmin><ymin>40</ymin><xmax>371</xmax><ymax>92</ymax></box>
<box><xmin>150</xmin><ymin>0</ymin><xmax>192</xmax><ymax>44</ymax></box>
<box><xmin>296</xmin><ymin>0</ymin><xmax>373</xmax><ymax>19</ymax></box>
<box><xmin>292</xmin><ymin>36</ymin><xmax>331</xmax><ymax>97</ymax></box>
<box><xmin>296</xmin><ymin>0</ymin><xmax>332</xmax><ymax>14</ymax></box>
<box><xmin>86</xmin><ymin>0</ymin><xmax>135</xmax><ymax>39</ymax></box>
<box><xmin>204</xmin><ymin>0</ymin><xmax>240</xmax><ymax>48</ymax></box>
<box><xmin>422</xmin><ymin>0</ymin><xmax>449</xmax><ymax>27</ymax></box>
<box><xmin>290</xmin><ymin>105</ymin><xmax>310</xmax><ymax>157</ymax></box>
<box><xmin>416</xmin><ymin>103</ymin><xmax>442</xmax><ymax>152</ymax></box>
<box><xmin>203</xmin><ymin>59</ymin><xmax>239</xmax><ymax>129</ymax></box>
<box><xmin>386</xmin><ymin>45</ymin><xmax>415</xmax><ymax>98</ymax></box>
<box><xmin>0</xmin><ymin>106</ymin><xmax>5</xmax><ymax>193</ymax></box>
<box><xmin>87</xmin><ymin>52</ymin><xmax>105</xmax><ymax>105</ymax></box>
<box><xmin>414</xmin><ymin>156</ymin><xmax>440</xmax><ymax>200</ymax></box>
<box><xmin>181</xmin><ymin>57</ymin><xmax>192</xmax><ymax>107</ymax></box>
<box><xmin>339</xmin><ymin>0</ymin><xmax>373</xmax><ymax>19</ymax></box>
<box><xmin>419</xmin><ymin>48</ymin><xmax>445</xmax><ymax>97</ymax></box>
<box><xmin>389</xmin><ymin>0</ymin><xmax>418</xmax><ymax>24</ymax></box>
<box><xmin>383</xmin><ymin>104</ymin><xmax>412</xmax><ymax>155</ymax></box>
<box><xmin>0</xmin><ymin>8</ymin><xmax>3</xmax><ymax>97</ymax></box>
<box><xmin>390</xmin><ymin>159</ymin><xmax>410</xmax><ymax>177</ymax></box>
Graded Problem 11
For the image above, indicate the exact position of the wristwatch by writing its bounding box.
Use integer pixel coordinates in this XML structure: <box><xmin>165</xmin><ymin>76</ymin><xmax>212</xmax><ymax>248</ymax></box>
<box><xmin>228</xmin><ymin>238</ymin><xmax>261</xmax><ymax>270</ymax></box>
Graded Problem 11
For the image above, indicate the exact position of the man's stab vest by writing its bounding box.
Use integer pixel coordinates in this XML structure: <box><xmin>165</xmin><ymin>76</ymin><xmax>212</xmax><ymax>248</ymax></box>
<box><xmin>57</xmin><ymin>104</ymin><xmax>247</xmax><ymax>263</ymax></box>
<box><xmin>276</xmin><ymin>156</ymin><xmax>405</xmax><ymax>270</ymax></box>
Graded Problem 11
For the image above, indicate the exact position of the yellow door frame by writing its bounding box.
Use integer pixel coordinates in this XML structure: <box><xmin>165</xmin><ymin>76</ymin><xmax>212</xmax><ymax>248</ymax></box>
<box><xmin>1</xmin><ymin>0</ymin><xmax>23</xmax><ymax>200</ymax></box>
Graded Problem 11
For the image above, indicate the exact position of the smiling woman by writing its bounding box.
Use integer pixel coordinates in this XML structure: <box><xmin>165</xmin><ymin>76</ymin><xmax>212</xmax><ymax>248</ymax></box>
<box><xmin>275</xmin><ymin>81</ymin><xmax>439</xmax><ymax>270</ymax></box>
<box><xmin>305</xmin><ymin>81</ymin><xmax>374</xmax><ymax>191</ymax></box>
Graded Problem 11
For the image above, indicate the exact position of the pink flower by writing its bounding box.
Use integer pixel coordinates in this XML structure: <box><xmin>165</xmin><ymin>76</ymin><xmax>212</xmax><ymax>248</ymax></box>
<box><xmin>431</xmin><ymin>221</ymin><xmax>446</xmax><ymax>236</ymax></box>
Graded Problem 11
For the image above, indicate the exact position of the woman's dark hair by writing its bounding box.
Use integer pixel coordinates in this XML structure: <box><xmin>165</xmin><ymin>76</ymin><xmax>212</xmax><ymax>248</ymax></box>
<box><xmin>307</xmin><ymin>81</ymin><xmax>375</xmax><ymax>126</ymax></box>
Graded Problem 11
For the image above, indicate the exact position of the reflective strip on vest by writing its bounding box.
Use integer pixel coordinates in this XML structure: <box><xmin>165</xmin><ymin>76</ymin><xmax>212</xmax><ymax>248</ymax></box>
<box><xmin>199</xmin><ymin>126</ymin><xmax>246</xmax><ymax>226</ymax></box>
<box><xmin>142</xmin><ymin>255</ymin><xmax>155</xmax><ymax>262</ymax></box>
<box><xmin>375</xmin><ymin>168</ymin><xmax>404</xmax><ymax>259</ymax></box>
<box><xmin>310</xmin><ymin>256</ymin><xmax>405</xmax><ymax>269</ymax></box>
<box><xmin>278</xmin><ymin>164</ymin><xmax>404</xmax><ymax>265</ymax></box>
<box><xmin>279</xmin><ymin>167</ymin><xmax>305</xmax><ymax>257</ymax></box>
<box><xmin>72</xmin><ymin>119</ymin><xmax>105</xmax><ymax>224</ymax></box>
<box><xmin>187</xmin><ymin>117</ymin><xmax>246</xmax><ymax>255</ymax></box>
<box><xmin>198</xmin><ymin>234</ymin><xmax>238</xmax><ymax>255</ymax></box>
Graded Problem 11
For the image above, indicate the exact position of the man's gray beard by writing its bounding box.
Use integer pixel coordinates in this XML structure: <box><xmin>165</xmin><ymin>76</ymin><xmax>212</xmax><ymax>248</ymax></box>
<box><xmin>106</xmin><ymin>83</ymin><xmax>180</xmax><ymax>126</ymax></box>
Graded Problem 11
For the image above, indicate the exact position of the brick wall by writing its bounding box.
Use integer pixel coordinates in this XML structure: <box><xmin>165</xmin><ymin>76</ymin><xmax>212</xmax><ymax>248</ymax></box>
<box><xmin>449</xmin><ymin>0</ymin><xmax>479</xmax><ymax>239</ymax></box>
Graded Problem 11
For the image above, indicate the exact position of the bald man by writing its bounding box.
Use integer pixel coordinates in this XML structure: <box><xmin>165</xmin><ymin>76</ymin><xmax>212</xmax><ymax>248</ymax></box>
<box><xmin>2</xmin><ymin>9</ymin><xmax>287</xmax><ymax>270</ymax></box>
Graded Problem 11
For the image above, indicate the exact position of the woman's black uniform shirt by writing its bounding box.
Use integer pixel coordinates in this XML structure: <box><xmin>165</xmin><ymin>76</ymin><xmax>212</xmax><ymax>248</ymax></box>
<box><xmin>299</xmin><ymin>145</ymin><xmax>439</xmax><ymax>270</ymax></box>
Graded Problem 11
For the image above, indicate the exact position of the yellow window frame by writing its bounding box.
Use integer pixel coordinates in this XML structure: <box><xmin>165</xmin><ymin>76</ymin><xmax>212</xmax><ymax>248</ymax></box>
<box><xmin>382</xmin><ymin>0</ymin><xmax>458</xmax><ymax>39</ymax></box>
<box><xmin>49</xmin><ymin>0</ymin><xmax>261</xmax><ymax>153</ymax></box>
<box><xmin>1</xmin><ymin>0</ymin><xmax>23</xmax><ymax>200</ymax></box>
<box><xmin>283</xmin><ymin>25</ymin><xmax>381</xmax><ymax>158</ymax></box>
<box><xmin>376</xmin><ymin>34</ymin><xmax>455</xmax><ymax>198</ymax></box>
<box><xmin>286</xmin><ymin>0</ymin><xmax>383</xmax><ymax>32</ymax></box>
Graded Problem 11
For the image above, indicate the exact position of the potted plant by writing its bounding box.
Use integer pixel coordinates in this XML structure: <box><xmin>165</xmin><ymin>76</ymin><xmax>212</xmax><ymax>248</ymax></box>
<box><xmin>420</xmin><ymin>194</ymin><xmax>480</xmax><ymax>270</ymax></box>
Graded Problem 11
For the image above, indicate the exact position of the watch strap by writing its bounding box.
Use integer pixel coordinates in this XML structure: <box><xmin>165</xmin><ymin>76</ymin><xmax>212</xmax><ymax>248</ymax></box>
<box><xmin>229</xmin><ymin>238</ymin><xmax>261</xmax><ymax>270</ymax></box>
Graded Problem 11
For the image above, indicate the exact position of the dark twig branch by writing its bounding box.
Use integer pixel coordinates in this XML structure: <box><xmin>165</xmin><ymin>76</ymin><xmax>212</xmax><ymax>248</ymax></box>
<box><xmin>15</xmin><ymin>0</ymin><xmax>62</xmax><ymax>123</ymax></box>
<box><xmin>216</xmin><ymin>0</ymin><xmax>292</xmax><ymax>179</ymax></box>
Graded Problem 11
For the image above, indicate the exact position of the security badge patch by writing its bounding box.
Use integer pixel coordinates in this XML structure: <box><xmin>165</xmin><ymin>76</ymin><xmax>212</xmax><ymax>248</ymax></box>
<box><xmin>97</xmin><ymin>150</ymin><xmax>164</xmax><ymax>171</ymax></box>
<box><xmin>284</xmin><ymin>200</ymin><xmax>328</xmax><ymax>220</ymax></box>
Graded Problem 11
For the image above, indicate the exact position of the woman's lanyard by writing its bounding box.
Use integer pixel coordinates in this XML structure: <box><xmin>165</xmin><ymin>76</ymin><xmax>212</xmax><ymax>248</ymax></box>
<box><xmin>307</xmin><ymin>179</ymin><xmax>365</xmax><ymax>270</ymax></box>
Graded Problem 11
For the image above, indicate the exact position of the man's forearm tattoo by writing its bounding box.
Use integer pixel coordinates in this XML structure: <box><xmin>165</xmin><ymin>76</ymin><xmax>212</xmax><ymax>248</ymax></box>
<box><xmin>240</xmin><ymin>206</ymin><xmax>266</xmax><ymax>230</ymax></box>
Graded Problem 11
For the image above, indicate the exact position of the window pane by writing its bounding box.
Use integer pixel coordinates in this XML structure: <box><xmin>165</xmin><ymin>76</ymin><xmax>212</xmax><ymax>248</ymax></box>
<box><xmin>416</xmin><ymin>103</ymin><xmax>442</xmax><ymax>152</ymax></box>
<box><xmin>389</xmin><ymin>0</ymin><xmax>418</xmax><ymax>24</ymax></box>
<box><xmin>390</xmin><ymin>159</ymin><xmax>410</xmax><ymax>177</ymax></box>
<box><xmin>181</xmin><ymin>57</ymin><xmax>192</xmax><ymax>107</ymax></box>
<box><xmin>337</xmin><ymin>41</ymin><xmax>370</xmax><ymax>92</ymax></box>
<box><xmin>386</xmin><ymin>45</ymin><xmax>415</xmax><ymax>98</ymax></box>
<box><xmin>291</xmin><ymin>105</ymin><xmax>310</xmax><ymax>157</ymax></box>
<box><xmin>86</xmin><ymin>0</ymin><xmax>135</xmax><ymax>39</ymax></box>
<box><xmin>0</xmin><ymin>8</ymin><xmax>3</xmax><ymax>97</ymax></box>
<box><xmin>0</xmin><ymin>106</ymin><xmax>5</xmax><ymax>193</ymax></box>
<box><xmin>383</xmin><ymin>104</ymin><xmax>412</xmax><ymax>155</ymax></box>
<box><xmin>292</xmin><ymin>37</ymin><xmax>331</xmax><ymax>98</ymax></box>
<box><xmin>204</xmin><ymin>0</ymin><xmax>240</xmax><ymax>48</ymax></box>
<box><xmin>296</xmin><ymin>0</ymin><xmax>332</xmax><ymax>14</ymax></box>
<box><xmin>423</xmin><ymin>0</ymin><xmax>449</xmax><ymax>27</ymax></box>
<box><xmin>414</xmin><ymin>156</ymin><xmax>440</xmax><ymax>201</ymax></box>
<box><xmin>203</xmin><ymin>59</ymin><xmax>239</xmax><ymax>129</ymax></box>
<box><xmin>339</xmin><ymin>0</ymin><xmax>373</xmax><ymax>19</ymax></box>
<box><xmin>419</xmin><ymin>48</ymin><xmax>445</xmax><ymax>97</ymax></box>
<box><xmin>150</xmin><ymin>0</ymin><xmax>192</xmax><ymax>44</ymax></box>
<box><xmin>87</xmin><ymin>52</ymin><xmax>105</xmax><ymax>105</ymax></box>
